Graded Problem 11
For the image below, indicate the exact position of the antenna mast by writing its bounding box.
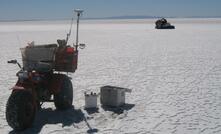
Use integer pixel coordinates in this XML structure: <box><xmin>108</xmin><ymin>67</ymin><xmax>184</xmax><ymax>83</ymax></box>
<box><xmin>66</xmin><ymin>9</ymin><xmax>83</xmax><ymax>46</ymax></box>
<box><xmin>66</xmin><ymin>16</ymin><xmax>74</xmax><ymax>43</ymax></box>
<box><xmin>74</xmin><ymin>9</ymin><xmax>84</xmax><ymax>49</ymax></box>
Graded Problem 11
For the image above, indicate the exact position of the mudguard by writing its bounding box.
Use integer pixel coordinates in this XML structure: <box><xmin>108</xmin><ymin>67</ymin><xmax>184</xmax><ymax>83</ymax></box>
<box><xmin>11</xmin><ymin>80</ymin><xmax>33</xmax><ymax>91</ymax></box>
<box><xmin>11</xmin><ymin>80</ymin><xmax>37</xmax><ymax>101</ymax></box>
<box><xmin>10</xmin><ymin>80</ymin><xmax>38</xmax><ymax>110</ymax></box>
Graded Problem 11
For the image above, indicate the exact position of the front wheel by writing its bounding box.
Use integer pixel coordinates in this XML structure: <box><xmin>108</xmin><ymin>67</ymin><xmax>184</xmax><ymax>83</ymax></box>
<box><xmin>6</xmin><ymin>90</ymin><xmax>36</xmax><ymax>130</ymax></box>
<box><xmin>54</xmin><ymin>74</ymin><xmax>73</xmax><ymax>110</ymax></box>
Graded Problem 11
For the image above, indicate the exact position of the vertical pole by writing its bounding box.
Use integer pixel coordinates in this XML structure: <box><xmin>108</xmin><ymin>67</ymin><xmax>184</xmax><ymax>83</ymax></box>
<box><xmin>66</xmin><ymin>16</ymin><xmax>74</xmax><ymax>44</ymax></box>
<box><xmin>74</xmin><ymin>9</ymin><xmax>83</xmax><ymax>50</ymax></box>
<box><xmin>76</xmin><ymin>13</ymin><xmax>80</xmax><ymax>50</ymax></box>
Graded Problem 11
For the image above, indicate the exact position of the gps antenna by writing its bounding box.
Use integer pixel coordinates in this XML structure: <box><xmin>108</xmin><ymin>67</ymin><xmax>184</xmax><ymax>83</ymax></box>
<box><xmin>74</xmin><ymin>9</ymin><xmax>84</xmax><ymax>49</ymax></box>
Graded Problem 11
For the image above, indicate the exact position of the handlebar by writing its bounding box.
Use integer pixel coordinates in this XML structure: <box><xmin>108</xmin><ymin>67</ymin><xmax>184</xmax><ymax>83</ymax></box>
<box><xmin>7</xmin><ymin>60</ymin><xmax>22</xmax><ymax>69</ymax></box>
<box><xmin>8</xmin><ymin>60</ymin><xmax>17</xmax><ymax>64</ymax></box>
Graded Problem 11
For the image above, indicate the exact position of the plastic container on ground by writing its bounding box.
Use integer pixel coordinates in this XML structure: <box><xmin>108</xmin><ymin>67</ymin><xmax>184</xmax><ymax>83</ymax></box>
<box><xmin>100</xmin><ymin>86</ymin><xmax>132</xmax><ymax>107</ymax></box>
<box><xmin>84</xmin><ymin>92</ymin><xmax>98</xmax><ymax>109</ymax></box>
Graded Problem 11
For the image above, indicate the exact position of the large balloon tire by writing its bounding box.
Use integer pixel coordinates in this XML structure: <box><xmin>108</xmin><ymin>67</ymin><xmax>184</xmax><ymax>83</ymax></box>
<box><xmin>6</xmin><ymin>90</ymin><xmax>36</xmax><ymax>131</ymax></box>
<box><xmin>54</xmin><ymin>74</ymin><xmax>73</xmax><ymax>110</ymax></box>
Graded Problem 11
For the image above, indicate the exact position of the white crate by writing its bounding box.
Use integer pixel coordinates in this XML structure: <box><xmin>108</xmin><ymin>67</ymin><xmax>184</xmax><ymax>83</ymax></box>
<box><xmin>100</xmin><ymin>86</ymin><xmax>131</xmax><ymax>107</ymax></box>
<box><xmin>85</xmin><ymin>92</ymin><xmax>98</xmax><ymax>109</ymax></box>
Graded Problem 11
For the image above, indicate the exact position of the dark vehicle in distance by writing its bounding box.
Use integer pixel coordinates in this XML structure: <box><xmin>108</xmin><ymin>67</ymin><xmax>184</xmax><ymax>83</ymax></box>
<box><xmin>155</xmin><ymin>18</ymin><xmax>175</xmax><ymax>29</ymax></box>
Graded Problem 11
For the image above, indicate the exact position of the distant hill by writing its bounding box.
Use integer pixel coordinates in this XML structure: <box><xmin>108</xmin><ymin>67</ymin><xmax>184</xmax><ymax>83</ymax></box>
<box><xmin>85</xmin><ymin>15</ymin><xmax>163</xmax><ymax>20</ymax></box>
<box><xmin>0</xmin><ymin>16</ymin><xmax>165</xmax><ymax>22</ymax></box>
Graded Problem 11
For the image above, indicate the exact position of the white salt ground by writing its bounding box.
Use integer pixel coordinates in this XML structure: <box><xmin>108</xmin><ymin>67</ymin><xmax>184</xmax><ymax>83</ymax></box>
<box><xmin>0</xmin><ymin>18</ymin><xmax>221</xmax><ymax>134</ymax></box>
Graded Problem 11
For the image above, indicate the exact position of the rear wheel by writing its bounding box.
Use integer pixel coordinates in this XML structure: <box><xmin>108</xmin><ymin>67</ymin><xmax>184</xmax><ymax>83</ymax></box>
<box><xmin>54</xmin><ymin>74</ymin><xmax>73</xmax><ymax>110</ymax></box>
<box><xmin>6</xmin><ymin>90</ymin><xmax>36</xmax><ymax>130</ymax></box>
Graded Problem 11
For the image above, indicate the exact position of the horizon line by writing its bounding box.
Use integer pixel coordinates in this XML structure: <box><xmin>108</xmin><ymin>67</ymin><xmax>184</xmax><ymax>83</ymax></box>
<box><xmin>0</xmin><ymin>15</ymin><xmax>221</xmax><ymax>22</ymax></box>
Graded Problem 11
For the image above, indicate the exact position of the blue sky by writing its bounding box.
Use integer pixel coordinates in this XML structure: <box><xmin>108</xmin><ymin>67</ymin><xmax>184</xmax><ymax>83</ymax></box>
<box><xmin>0</xmin><ymin>0</ymin><xmax>220</xmax><ymax>20</ymax></box>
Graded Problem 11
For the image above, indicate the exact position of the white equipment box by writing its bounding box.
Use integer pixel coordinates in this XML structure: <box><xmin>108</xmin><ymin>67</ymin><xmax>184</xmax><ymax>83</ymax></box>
<box><xmin>100</xmin><ymin>86</ymin><xmax>132</xmax><ymax>107</ymax></box>
<box><xmin>85</xmin><ymin>92</ymin><xmax>98</xmax><ymax>109</ymax></box>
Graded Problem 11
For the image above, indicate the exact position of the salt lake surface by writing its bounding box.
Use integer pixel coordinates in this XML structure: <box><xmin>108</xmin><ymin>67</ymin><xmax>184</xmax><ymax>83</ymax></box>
<box><xmin>0</xmin><ymin>18</ymin><xmax>221</xmax><ymax>134</ymax></box>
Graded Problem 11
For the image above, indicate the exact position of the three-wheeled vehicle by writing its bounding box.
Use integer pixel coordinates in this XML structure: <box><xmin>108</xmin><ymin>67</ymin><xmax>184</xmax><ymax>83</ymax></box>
<box><xmin>6</xmin><ymin>9</ymin><xmax>85</xmax><ymax>130</ymax></box>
